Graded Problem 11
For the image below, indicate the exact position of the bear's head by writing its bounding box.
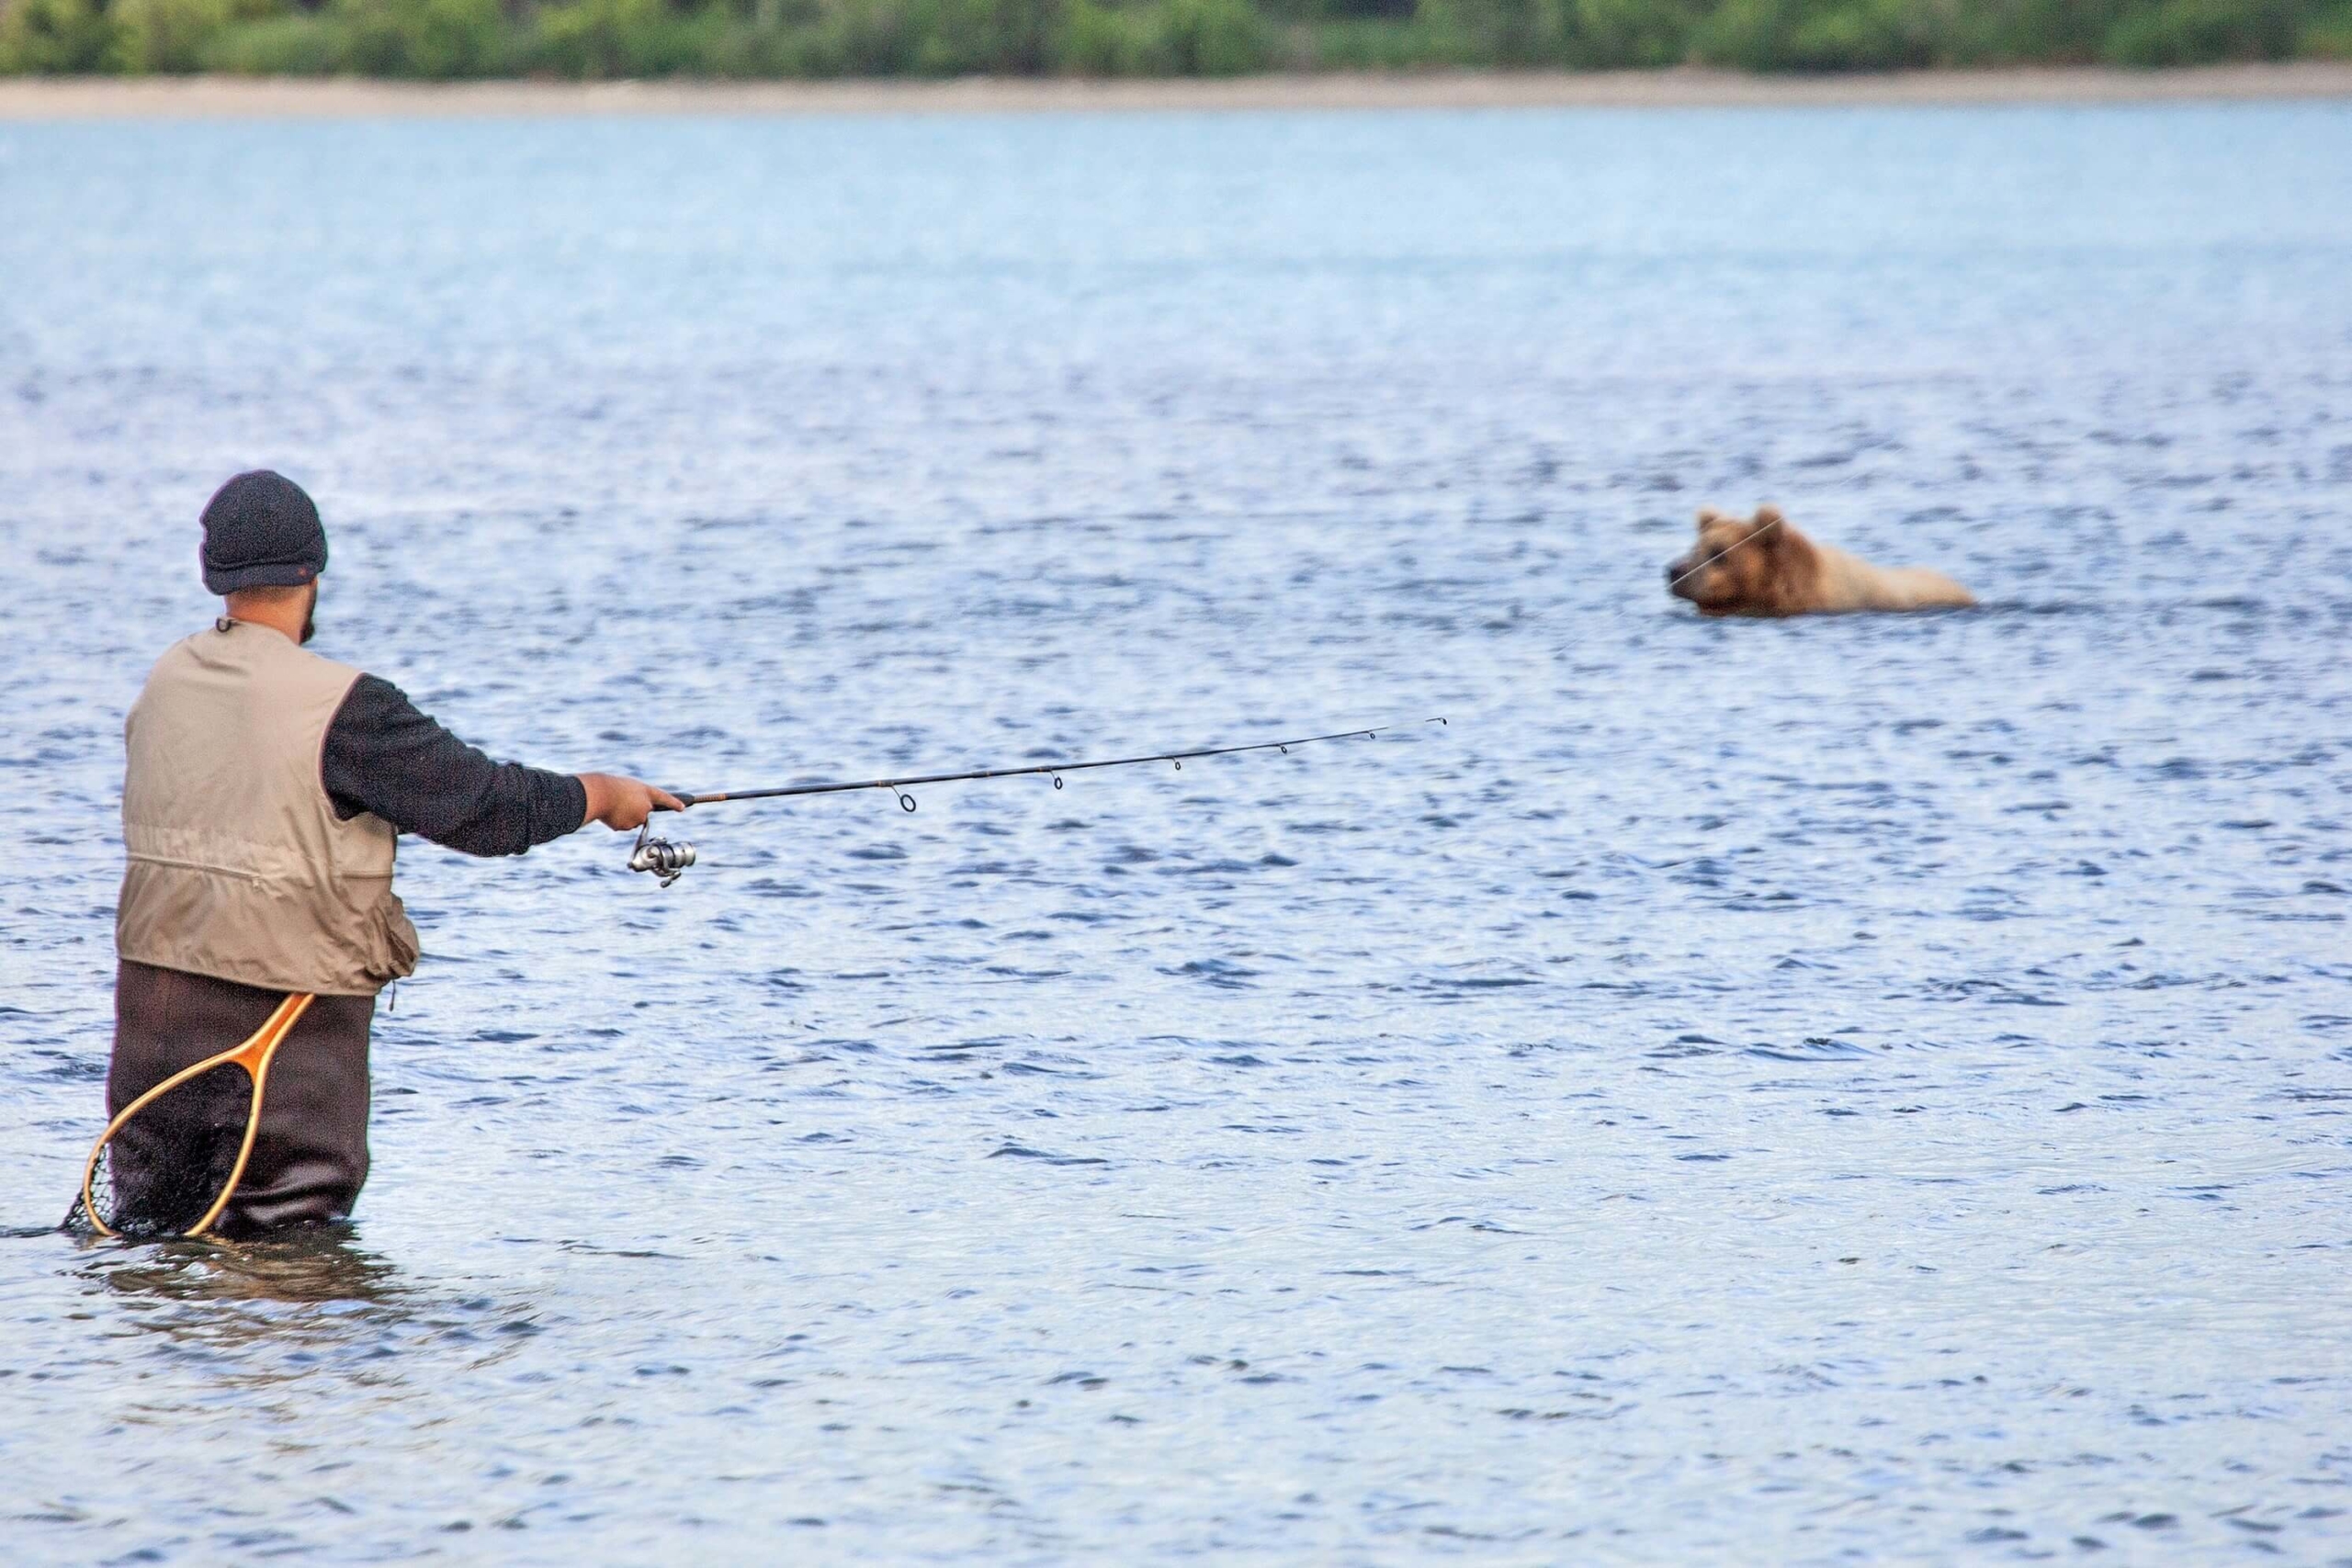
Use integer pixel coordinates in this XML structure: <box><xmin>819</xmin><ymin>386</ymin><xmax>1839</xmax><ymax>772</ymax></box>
<box><xmin>1667</xmin><ymin>505</ymin><xmax>1792</xmax><ymax>615</ymax></box>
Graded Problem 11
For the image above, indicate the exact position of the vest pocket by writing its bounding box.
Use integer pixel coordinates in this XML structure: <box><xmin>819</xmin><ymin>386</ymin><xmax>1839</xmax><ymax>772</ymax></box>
<box><xmin>366</xmin><ymin>890</ymin><xmax>423</xmax><ymax>986</ymax></box>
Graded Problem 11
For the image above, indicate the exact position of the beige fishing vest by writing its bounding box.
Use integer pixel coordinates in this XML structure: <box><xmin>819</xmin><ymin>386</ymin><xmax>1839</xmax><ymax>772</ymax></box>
<box><xmin>117</xmin><ymin>620</ymin><xmax>420</xmax><ymax>997</ymax></box>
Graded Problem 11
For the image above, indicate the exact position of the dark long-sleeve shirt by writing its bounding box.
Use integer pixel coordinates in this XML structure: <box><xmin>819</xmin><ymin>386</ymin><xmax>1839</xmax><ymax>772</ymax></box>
<box><xmin>322</xmin><ymin>674</ymin><xmax>587</xmax><ymax>857</ymax></box>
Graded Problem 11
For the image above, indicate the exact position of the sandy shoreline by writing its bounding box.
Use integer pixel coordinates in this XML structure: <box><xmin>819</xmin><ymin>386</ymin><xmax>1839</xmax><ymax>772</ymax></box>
<box><xmin>4</xmin><ymin>63</ymin><xmax>2352</xmax><ymax>118</ymax></box>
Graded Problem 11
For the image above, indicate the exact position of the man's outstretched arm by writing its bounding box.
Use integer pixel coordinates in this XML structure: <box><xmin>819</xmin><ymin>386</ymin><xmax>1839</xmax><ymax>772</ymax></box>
<box><xmin>322</xmin><ymin>674</ymin><xmax>678</xmax><ymax>854</ymax></box>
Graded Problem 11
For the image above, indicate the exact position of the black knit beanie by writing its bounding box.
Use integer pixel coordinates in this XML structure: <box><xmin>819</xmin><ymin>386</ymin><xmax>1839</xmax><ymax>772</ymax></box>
<box><xmin>200</xmin><ymin>470</ymin><xmax>327</xmax><ymax>594</ymax></box>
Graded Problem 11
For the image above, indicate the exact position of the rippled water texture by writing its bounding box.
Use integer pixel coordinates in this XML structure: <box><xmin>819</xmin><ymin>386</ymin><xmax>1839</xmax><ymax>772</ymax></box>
<box><xmin>4</xmin><ymin>105</ymin><xmax>2351</xmax><ymax>1562</ymax></box>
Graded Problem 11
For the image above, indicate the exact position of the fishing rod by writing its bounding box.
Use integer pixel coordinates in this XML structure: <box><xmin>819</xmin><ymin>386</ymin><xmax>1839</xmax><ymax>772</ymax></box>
<box><xmin>626</xmin><ymin>721</ymin><xmax>1444</xmax><ymax>887</ymax></box>
<box><xmin>625</xmin><ymin>516</ymin><xmax>1784</xmax><ymax>886</ymax></box>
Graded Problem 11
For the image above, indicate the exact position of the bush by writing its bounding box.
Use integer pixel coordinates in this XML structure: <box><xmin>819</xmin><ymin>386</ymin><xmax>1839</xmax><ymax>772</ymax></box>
<box><xmin>1061</xmin><ymin>0</ymin><xmax>1146</xmax><ymax>71</ymax></box>
<box><xmin>1560</xmin><ymin>0</ymin><xmax>1703</xmax><ymax>66</ymax></box>
<box><xmin>328</xmin><ymin>0</ymin><xmax>514</xmax><ymax>75</ymax></box>
<box><xmin>801</xmin><ymin>0</ymin><xmax>932</xmax><ymax>73</ymax></box>
<box><xmin>1943</xmin><ymin>0</ymin><xmax>2126</xmax><ymax>63</ymax></box>
<box><xmin>2102</xmin><ymin>0</ymin><xmax>2306</xmax><ymax>64</ymax></box>
<box><xmin>6</xmin><ymin>0</ymin><xmax>2352</xmax><ymax>78</ymax></box>
<box><xmin>109</xmin><ymin>0</ymin><xmax>247</xmax><ymax>72</ymax></box>
<box><xmin>915</xmin><ymin>0</ymin><xmax>1062</xmax><ymax>71</ymax></box>
<box><xmin>2306</xmin><ymin>0</ymin><xmax>2352</xmax><ymax>56</ymax></box>
<box><xmin>1293</xmin><ymin>14</ymin><xmax>1465</xmax><ymax>66</ymax></box>
<box><xmin>0</xmin><ymin>0</ymin><xmax>115</xmax><ymax>72</ymax></box>
<box><xmin>1420</xmin><ymin>0</ymin><xmax>1562</xmax><ymax>63</ymax></box>
<box><xmin>1696</xmin><ymin>0</ymin><xmax>1947</xmax><ymax>70</ymax></box>
<box><xmin>1144</xmin><ymin>0</ymin><xmax>1269</xmax><ymax>72</ymax></box>
<box><xmin>532</xmin><ymin>0</ymin><xmax>742</xmax><ymax>74</ymax></box>
<box><xmin>198</xmin><ymin>11</ymin><xmax>342</xmax><ymax>70</ymax></box>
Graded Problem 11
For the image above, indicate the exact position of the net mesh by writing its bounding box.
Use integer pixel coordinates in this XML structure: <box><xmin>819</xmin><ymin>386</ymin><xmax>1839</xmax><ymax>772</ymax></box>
<box><xmin>66</xmin><ymin>1063</ymin><xmax>254</xmax><ymax>1239</ymax></box>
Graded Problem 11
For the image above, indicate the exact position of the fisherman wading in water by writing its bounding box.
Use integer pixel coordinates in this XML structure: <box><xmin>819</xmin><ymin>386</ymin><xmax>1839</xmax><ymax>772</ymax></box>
<box><xmin>105</xmin><ymin>471</ymin><xmax>680</xmax><ymax>1237</ymax></box>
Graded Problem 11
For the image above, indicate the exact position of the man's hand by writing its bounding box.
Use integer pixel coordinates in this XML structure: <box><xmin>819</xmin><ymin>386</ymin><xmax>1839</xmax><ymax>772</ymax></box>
<box><xmin>577</xmin><ymin>773</ymin><xmax>685</xmax><ymax>832</ymax></box>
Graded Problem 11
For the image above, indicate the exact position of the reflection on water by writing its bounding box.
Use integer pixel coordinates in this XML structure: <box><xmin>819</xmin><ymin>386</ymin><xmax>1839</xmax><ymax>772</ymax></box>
<box><xmin>3</xmin><ymin>104</ymin><xmax>2351</xmax><ymax>1562</ymax></box>
<box><xmin>51</xmin><ymin>1225</ymin><xmax>552</xmax><ymax>1476</ymax></box>
<box><xmin>83</xmin><ymin>1227</ymin><xmax>407</xmax><ymax>1312</ymax></box>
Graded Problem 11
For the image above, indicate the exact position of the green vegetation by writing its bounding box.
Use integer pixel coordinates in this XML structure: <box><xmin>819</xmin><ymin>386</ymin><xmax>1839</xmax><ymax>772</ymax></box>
<box><xmin>6</xmin><ymin>0</ymin><xmax>2351</xmax><ymax>77</ymax></box>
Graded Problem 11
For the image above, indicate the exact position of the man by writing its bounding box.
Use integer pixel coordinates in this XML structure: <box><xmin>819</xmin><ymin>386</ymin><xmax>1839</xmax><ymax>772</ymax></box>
<box><xmin>107</xmin><ymin>469</ymin><xmax>680</xmax><ymax>1236</ymax></box>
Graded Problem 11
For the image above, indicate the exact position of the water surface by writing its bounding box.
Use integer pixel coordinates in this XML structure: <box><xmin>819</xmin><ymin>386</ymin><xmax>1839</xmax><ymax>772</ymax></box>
<box><xmin>3</xmin><ymin>104</ymin><xmax>2350</xmax><ymax>1562</ymax></box>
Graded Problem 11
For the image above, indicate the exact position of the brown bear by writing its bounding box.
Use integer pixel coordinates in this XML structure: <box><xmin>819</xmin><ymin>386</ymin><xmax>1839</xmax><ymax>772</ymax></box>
<box><xmin>1666</xmin><ymin>505</ymin><xmax>1975</xmax><ymax>617</ymax></box>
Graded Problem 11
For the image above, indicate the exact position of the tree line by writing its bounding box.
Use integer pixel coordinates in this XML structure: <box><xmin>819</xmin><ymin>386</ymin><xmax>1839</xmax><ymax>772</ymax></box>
<box><xmin>5</xmin><ymin>0</ymin><xmax>2348</xmax><ymax>78</ymax></box>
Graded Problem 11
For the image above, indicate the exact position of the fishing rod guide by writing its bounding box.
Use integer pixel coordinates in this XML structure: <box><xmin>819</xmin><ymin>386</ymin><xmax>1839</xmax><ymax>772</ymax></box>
<box><xmin>626</xmin><ymin>720</ymin><xmax>1442</xmax><ymax>888</ymax></box>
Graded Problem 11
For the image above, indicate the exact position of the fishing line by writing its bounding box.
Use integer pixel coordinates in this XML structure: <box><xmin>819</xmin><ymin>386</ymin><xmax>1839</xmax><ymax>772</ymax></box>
<box><xmin>628</xmin><ymin>722</ymin><xmax>1446</xmax><ymax>887</ymax></box>
<box><xmin>622</xmin><ymin>513</ymin><xmax>1786</xmax><ymax>887</ymax></box>
<box><xmin>1539</xmin><ymin>507</ymin><xmax>1787</xmax><ymax>668</ymax></box>
<box><xmin>40</xmin><ymin>514</ymin><xmax>1843</xmax><ymax>1242</ymax></box>
<box><xmin>1666</xmin><ymin>510</ymin><xmax>1783</xmax><ymax>599</ymax></box>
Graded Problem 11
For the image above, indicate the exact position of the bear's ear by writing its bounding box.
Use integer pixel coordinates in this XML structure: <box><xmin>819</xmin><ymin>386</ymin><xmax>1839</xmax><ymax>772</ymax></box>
<box><xmin>1753</xmin><ymin>502</ymin><xmax>1786</xmax><ymax>527</ymax></box>
<box><xmin>1695</xmin><ymin>506</ymin><xmax>1724</xmax><ymax>527</ymax></box>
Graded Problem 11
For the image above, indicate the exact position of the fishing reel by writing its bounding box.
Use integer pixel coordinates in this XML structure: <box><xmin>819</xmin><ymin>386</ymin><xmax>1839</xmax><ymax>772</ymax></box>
<box><xmin>628</xmin><ymin>821</ymin><xmax>696</xmax><ymax>888</ymax></box>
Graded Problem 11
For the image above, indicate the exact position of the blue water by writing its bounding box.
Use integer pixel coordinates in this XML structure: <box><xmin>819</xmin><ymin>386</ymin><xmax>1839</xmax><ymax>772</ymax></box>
<box><xmin>3</xmin><ymin>103</ymin><xmax>2351</xmax><ymax>1562</ymax></box>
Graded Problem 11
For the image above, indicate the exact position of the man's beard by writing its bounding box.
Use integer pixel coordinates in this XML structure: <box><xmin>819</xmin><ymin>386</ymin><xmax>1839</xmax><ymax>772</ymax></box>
<box><xmin>300</xmin><ymin>585</ymin><xmax>318</xmax><ymax>645</ymax></box>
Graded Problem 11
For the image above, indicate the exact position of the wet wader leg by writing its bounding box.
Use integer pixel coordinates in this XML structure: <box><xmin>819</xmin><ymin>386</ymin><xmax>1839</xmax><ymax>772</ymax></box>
<box><xmin>109</xmin><ymin>961</ymin><xmax>376</xmax><ymax>1237</ymax></box>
